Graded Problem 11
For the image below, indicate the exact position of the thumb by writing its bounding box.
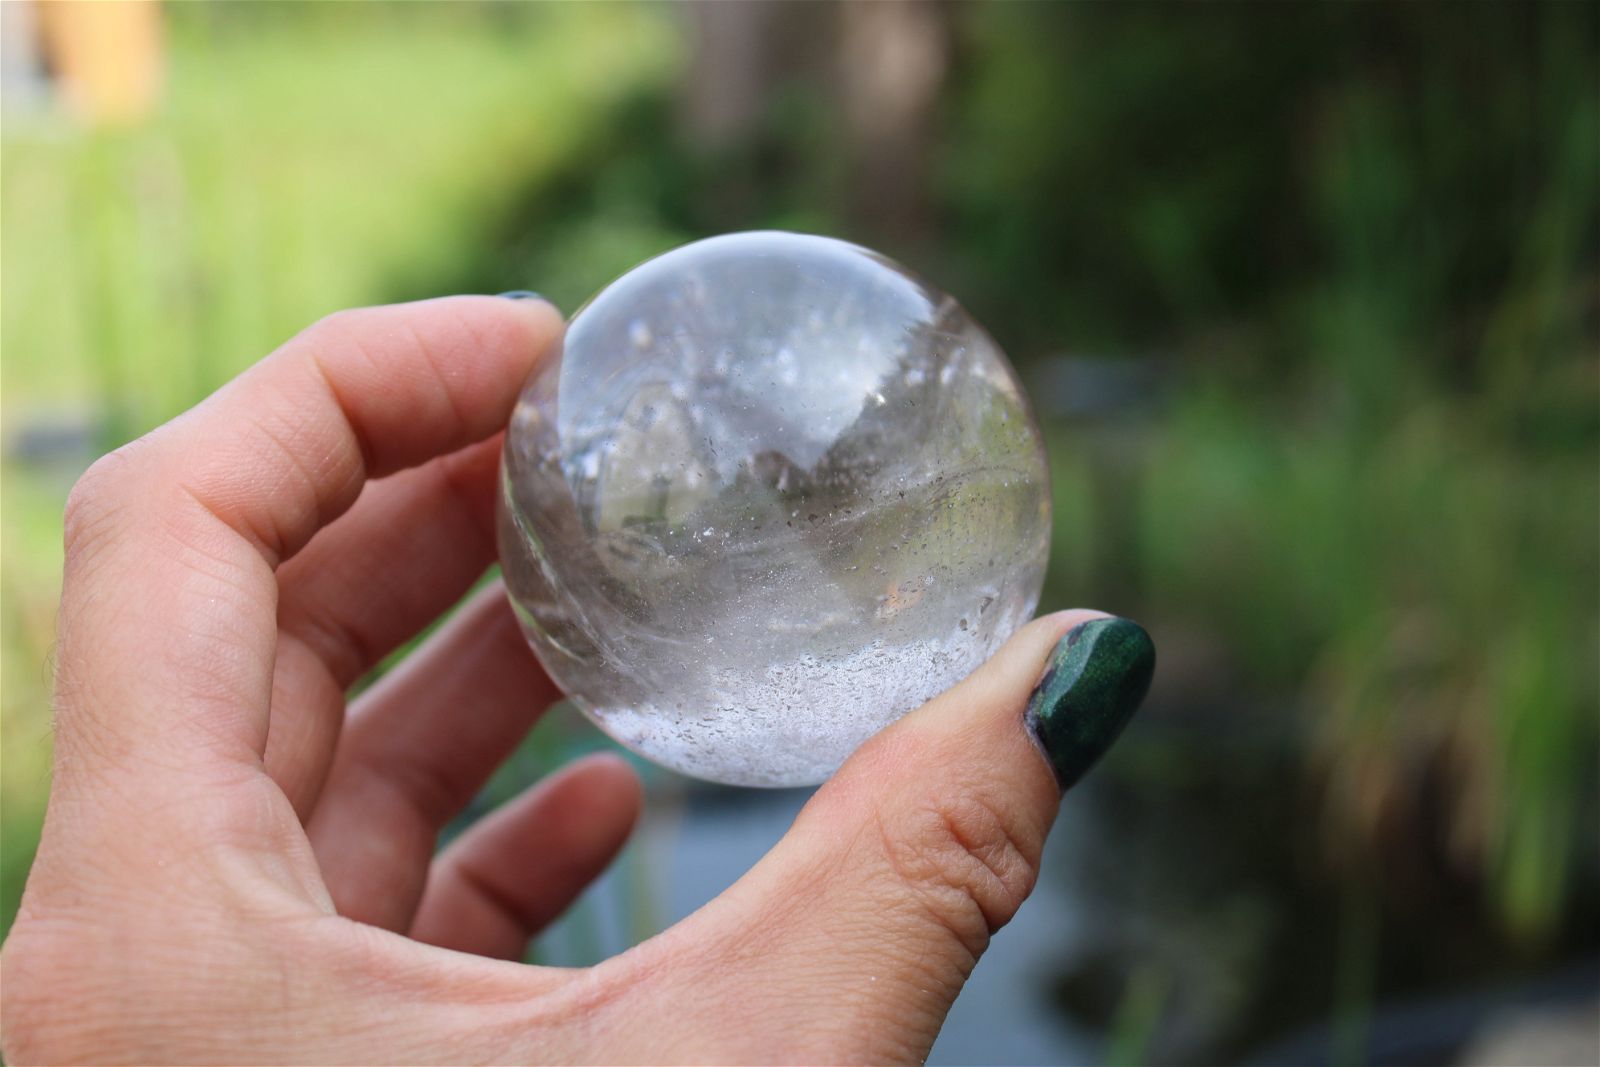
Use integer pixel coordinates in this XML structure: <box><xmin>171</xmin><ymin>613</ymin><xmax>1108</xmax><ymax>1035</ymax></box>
<box><xmin>621</xmin><ymin>610</ymin><xmax>1156</xmax><ymax>1064</ymax></box>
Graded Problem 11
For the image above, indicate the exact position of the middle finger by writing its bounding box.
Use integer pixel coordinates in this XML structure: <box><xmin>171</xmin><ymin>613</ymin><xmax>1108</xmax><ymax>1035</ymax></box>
<box><xmin>268</xmin><ymin>435</ymin><xmax>506</xmax><ymax>815</ymax></box>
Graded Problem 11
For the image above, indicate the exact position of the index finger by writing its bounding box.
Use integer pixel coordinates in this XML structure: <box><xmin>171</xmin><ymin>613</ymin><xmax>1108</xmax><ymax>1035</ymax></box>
<box><xmin>52</xmin><ymin>296</ymin><xmax>562</xmax><ymax>787</ymax></box>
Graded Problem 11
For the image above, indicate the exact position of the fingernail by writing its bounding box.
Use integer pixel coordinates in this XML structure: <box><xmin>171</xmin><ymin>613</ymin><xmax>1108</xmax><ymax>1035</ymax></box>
<box><xmin>497</xmin><ymin>290</ymin><xmax>545</xmax><ymax>301</ymax></box>
<box><xmin>1025</xmin><ymin>617</ymin><xmax>1155</xmax><ymax>791</ymax></box>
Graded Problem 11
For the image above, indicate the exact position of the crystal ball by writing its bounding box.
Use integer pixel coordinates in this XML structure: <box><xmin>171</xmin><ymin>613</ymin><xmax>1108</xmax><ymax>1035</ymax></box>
<box><xmin>498</xmin><ymin>232</ymin><xmax>1051</xmax><ymax>787</ymax></box>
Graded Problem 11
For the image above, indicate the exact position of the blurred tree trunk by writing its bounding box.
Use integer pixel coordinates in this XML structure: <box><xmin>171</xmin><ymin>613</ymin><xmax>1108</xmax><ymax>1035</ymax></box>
<box><xmin>679</xmin><ymin>0</ymin><xmax>833</xmax><ymax>227</ymax></box>
<box><xmin>836</xmin><ymin>0</ymin><xmax>949</xmax><ymax>243</ymax></box>
<box><xmin>680</xmin><ymin>0</ymin><xmax>789</xmax><ymax>151</ymax></box>
<box><xmin>679</xmin><ymin>0</ymin><xmax>949</xmax><ymax>244</ymax></box>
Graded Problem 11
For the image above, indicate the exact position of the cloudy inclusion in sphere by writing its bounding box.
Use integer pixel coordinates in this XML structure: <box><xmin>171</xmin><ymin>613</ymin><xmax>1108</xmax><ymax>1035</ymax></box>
<box><xmin>498</xmin><ymin>233</ymin><xmax>1051</xmax><ymax>787</ymax></box>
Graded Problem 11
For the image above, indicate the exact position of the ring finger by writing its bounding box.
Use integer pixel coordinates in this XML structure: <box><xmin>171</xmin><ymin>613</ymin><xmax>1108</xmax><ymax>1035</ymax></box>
<box><xmin>306</xmin><ymin>582</ymin><xmax>564</xmax><ymax>931</ymax></box>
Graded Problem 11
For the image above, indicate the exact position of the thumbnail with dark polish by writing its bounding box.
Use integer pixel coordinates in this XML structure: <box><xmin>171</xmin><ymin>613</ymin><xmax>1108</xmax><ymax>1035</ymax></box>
<box><xmin>1025</xmin><ymin>617</ymin><xmax>1156</xmax><ymax>791</ymax></box>
<box><xmin>497</xmin><ymin>290</ymin><xmax>544</xmax><ymax>301</ymax></box>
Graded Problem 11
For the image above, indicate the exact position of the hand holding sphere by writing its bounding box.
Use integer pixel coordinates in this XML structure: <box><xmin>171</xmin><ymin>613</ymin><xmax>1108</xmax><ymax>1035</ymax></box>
<box><xmin>4</xmin><ymin>260</ymin><xmax>1150</xmax><ymax>1064</ymax></box>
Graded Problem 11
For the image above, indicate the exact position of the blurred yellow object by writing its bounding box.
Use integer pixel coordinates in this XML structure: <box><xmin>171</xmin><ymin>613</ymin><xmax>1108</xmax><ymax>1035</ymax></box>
<box><xmin>36</xmin><ymin>0</ymin><xmax>163</xmax><ymax>125</ymax></box>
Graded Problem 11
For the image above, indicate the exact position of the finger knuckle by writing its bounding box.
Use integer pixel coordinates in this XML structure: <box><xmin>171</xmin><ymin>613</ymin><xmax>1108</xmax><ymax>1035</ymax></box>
<box><xmin>293</xmin><ymin>308</ymin><xmax>384</xmax><ymax>380</ymax></box>
<box><xmin>63</xmin><ymin>442</ymin><xmax>153</xmax><ymax>565</ymax></box>
<box><xmin>301</xmin><ymin>305</ymin><xmax>373</xmax><ymax>346</ymax></box>
<box><xmin>875</xmin><ymin>780</ymin><xmax>1044</xmax><ymax>958</ymax></box>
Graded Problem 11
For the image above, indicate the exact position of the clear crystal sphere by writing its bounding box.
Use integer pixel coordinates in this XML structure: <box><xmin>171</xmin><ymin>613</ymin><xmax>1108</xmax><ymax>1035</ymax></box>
<box><xmin>498</xmin><ymin>232</ymin><xmax>1051</xmax><ymax>787</ymax></box>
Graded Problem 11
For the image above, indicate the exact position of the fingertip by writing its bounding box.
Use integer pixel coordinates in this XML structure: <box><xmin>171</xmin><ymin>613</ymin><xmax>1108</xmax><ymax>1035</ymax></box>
<box><xmin>1023</xmin><ymin>615</ymin><xmax>1155</xmax><ymax>791</ymax></box>
<box><xmin>433</xmin><ymin>293</ymin><xmax>566</xmax><ymax>363</ymax></box>
<box><xmin>962</xmin><ymin>608</ymin><xmax>1111</xmax><ymax>697</ymax></box>
<box><xmin>576</xmin><ymin>750</ymin><xmax>643</xmax><ymax>796</ymax></box>
<box><xmin>1032</xmin><ymin>607</ymin><xmax>1113</xmax><ymax>640</ymax></box>
<box><xmin>478</xmin><ymin>288</ymin><xmax>563</xmax><ymax>317</ymax></box>
<box><xmin>498</xmin><ymin>291</ymin><xmax>565</xmax><ymax>333</ymax></box>
<box><xmin>565</xmin><ymin>751</ymin><xmax>644</xmax><ymax>827</ymax></box>
<box><xmin>409</xmin><ymin>749</ymin><xmax>643</xmax><ymax>958</ymax></box>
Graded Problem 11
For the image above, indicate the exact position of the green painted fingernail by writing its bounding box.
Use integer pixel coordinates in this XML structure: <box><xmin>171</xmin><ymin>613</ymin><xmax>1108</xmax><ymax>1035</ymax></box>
<box><xmin>497</xmin><ymin>290</ymin><xmax>544</xmax><ymax>301</ymax></box>
<box><xmin>1025</xmin><ymin>617</ymin><xmax>1155</xmax><ymax>791</ymax></box>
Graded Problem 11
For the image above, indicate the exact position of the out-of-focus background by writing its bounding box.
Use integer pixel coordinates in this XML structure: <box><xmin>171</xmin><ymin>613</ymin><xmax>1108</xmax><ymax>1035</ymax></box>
<box><xmin>2</xmin><ymin>3</ymin><xmax>1596</xmax><ymax>1063</ymax></box>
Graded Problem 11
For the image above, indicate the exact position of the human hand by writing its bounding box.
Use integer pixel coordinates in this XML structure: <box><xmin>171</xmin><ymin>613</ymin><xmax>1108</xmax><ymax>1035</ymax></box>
<box><xmin>1</xmin><ymin>296</ymin><xmax>1153</xmax><ymax>1064</ymax></box>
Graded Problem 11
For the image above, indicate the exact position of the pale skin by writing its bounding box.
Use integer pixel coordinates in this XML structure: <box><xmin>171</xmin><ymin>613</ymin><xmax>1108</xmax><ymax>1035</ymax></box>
<box><xmin>1</xmin><ymin>296</ymin><xmax>1103</xmax><ymax>1065</ymax></box>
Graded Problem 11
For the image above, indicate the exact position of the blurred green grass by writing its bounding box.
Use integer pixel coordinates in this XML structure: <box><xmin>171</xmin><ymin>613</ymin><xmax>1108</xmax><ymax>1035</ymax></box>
<box><xmin>2</xmin><ymin>3</ymin><xmax>676</xmax><ymax>431</ymax></box>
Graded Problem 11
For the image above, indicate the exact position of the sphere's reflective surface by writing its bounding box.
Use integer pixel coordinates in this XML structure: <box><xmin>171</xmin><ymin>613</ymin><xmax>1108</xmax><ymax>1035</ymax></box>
<box><xmin>498</xmin><ymin>232</ymin><xmax>1050</xmax><ymax>786</ymax></box>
